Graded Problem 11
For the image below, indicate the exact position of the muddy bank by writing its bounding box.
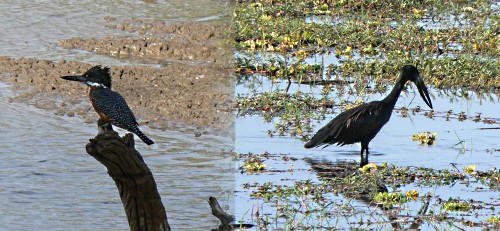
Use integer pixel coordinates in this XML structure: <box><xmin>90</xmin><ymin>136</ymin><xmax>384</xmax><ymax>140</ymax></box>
<box><xmin>61</xmin><ymin>20</ymin><xmax>231</xmax><ymax>66</ymax></box>
<box><xmin>0</xmin><ymin>20</ymin><xmax>234</xmax><ymax>134</ymax></box>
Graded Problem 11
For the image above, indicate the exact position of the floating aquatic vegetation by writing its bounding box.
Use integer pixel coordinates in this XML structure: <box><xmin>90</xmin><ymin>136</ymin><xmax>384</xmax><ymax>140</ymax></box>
<box><xmin>235</xmin><ymin>152</ymin><xmax>500</xmax><ymax>230</ymax></box>
<box><xmin>463</xmin><ymin>164</ymin><xmax>476</xmax><ymax>174</ymax></box>
<box><xmin>240</xmin><ymin>154</ymin><xmax>267</xmax><ymax>173</ymax></box>
<box><xmin>412</xmin><ymin>132</ymin><xmax>437</xmax><ymax>145</ymax></box>
<box><xmin>359</xmin><ymin>162</ymin><xmax>387</xmax><ymax>173</ymax></box>
<box><xmin>374</xmin><ymin>191</ymin><xmax>413</xmax><ymax>205</ymax></box>
<box><xmin>486</xmin><ymin>216</ymin><xmax>500</xmax><ymax>224</ymax></box>
<box><xmin>234</xmin><ymin>0</ymin><xmax>499</xmax><ymax>91</ymax></box>
<box><xmin>442</xmin><ymin>198</ymin><xmax>472</xmax><ymax>212</ymax></box>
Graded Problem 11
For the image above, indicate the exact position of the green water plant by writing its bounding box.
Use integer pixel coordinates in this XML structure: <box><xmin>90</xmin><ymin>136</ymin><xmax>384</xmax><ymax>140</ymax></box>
<box><xmin>412</xmin><ymin>132</ymin><xmax>437</xmax><ymax>145</ymax></box>
<box><xmin>374</xmin><ymin>191</ymin><xmax>412</xmax><ymax>205</ymax></box>
<box><xmin>442</xmin><ymin>198</ymin><xmax>472</xmax><ymax>212</ymax></box>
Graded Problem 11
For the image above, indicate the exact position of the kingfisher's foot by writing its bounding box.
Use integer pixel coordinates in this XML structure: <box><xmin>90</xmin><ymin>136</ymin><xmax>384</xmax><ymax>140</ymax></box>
<box><xmin>97</xmin><ymin>118</ymin><xmax>113</xmax><ymax>133</ymax></box>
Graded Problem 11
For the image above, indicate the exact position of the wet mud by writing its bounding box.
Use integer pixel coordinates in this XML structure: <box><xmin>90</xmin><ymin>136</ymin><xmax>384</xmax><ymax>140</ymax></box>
<box><xmin>61</xmin><ymin>19</ymin><xmax>231</xmax><ymax>66</ymax></box>
<box><xmin>0</xmin><ymin>19</ymin><xmax>234</xmax><ymax>134</ymax></box>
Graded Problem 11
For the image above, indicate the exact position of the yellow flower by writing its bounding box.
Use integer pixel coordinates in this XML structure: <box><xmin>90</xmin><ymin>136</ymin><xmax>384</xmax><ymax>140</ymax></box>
<box><xmin>344</xmin><ymin>46</ymin><xmax>353</xmax><ymax>53</ymax></box>
<box><xmin>462</xmin><ymin>7</ymin><xmax>474</xmax><ymax>12</ymax></box>
<box><xmin>295</xmin><ymin>50</ymin><xmax>307</xmax><ymax>60</ymax></box>
<box><xmin>362</xmin><ymin>44</ymin><xmax>373</xmax><ymax>53</ymax></box>
<box><xmin>260</xmin><ymin>14</ymin><xmax>272</xmax><ymax>21</ymax></box>
<box><xmin>359</xmin><ymin>162</ymin><xmax>377</xmax><ymax>173</ymax></box>
<box><xmin>412</xmin><ymin>8</ymin><xmax>427</xmax><ymax>18</ymax></box>
<box><xmin>267</xmin><ymin>44</ymin><xmax>275</xmax><ymax>51</ymax></box>
<box><xmin>335</xmin><ymin>49</ymin><xmax>342</xmax><ymax>56</ymax></box>
<box><xmin>464</xmin><ymin>164</ymin><xmax>476</xmax><ymax>174</ymax></box>
<box><xmin>412</xmin><ymin>132</ymin><xmax>437</xmax><ymax>145</ymax></box>
<box><xmin>344</xmin><ymin>99</ymin><xmax>364</xmax><ymax>110</ymax></box>
<box><xmin>405</xmin><ymin>190</ymin><xmax>419</xmax><ymax>201</ymax></box>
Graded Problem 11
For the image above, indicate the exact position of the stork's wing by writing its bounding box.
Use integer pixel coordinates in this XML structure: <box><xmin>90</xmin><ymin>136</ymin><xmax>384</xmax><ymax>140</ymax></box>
<box><xmin>305</xmin><ymin>101</ymin><xmax>387</xmax><ymax>148</ymax></box>
<box><xmin>91</xmin><ymin>89</ymin><xmax>139</xmax><ymax>130</ymax></box>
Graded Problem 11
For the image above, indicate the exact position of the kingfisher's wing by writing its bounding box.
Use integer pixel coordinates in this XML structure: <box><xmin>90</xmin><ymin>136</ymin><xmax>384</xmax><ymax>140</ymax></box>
<box><xmin>91</xmin><ymin>88</ymin><xmax>139</xmax><ymax>130</ymax></box>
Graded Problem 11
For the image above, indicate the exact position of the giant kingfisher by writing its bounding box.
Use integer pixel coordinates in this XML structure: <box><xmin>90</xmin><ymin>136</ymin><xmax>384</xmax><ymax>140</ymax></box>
<box><xmin>62</xmin><ymin>66</ymin><xmax>154</xmax><ymax>145</ymax></box>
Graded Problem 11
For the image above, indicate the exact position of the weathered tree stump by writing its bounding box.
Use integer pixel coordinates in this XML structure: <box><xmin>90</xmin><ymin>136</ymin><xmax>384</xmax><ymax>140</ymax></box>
<box><xmin>85</xmin><ymin>120</ymin><xmax>170</xmax><ymax>231</ymax></box>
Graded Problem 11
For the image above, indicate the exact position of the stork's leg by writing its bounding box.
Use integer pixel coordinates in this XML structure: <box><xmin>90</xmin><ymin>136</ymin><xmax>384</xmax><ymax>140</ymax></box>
<box><xmin>365</xmin><ymin>147</ymin><xmax>370</xmax><ymax>164</ymax></box>
<box><xmin>360</xmin><ymin>142</ymin><xmax>369</xmax><ymax>167</ymax></box>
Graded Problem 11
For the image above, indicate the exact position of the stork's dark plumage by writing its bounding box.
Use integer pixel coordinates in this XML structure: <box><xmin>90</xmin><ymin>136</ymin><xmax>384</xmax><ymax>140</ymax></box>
<box><xmin>304</xmin><ymin>65</ymin><xmax>433</xmax><ymax>166</ymax></box>
<box><xmin>62</xmin><ymin>66</ymin><xmax>154</xmax><ymax>145</ymax></box>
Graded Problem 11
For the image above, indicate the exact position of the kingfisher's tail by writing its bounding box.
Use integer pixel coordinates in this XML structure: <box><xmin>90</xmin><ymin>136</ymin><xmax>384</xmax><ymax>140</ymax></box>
<box><xmin>133</xmin><ymin>128</ymin><xmax>154</xmax><ymax>145</ymax></box>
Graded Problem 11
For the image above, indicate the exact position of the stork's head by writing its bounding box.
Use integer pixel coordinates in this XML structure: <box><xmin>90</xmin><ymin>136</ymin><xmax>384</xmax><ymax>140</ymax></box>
<box><xmin>400</xmin><ymin>65</ymin><xmax>433</xmax><ymax>109</ymax></box>
<box><xmin>61</xmin><ymin>65</ymin><xmax>112</xmax><ymax>89</ymax></box>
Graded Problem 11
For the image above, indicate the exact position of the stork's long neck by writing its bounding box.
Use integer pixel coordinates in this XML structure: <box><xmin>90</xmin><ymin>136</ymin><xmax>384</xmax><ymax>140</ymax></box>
<box><xmin>382</xmin><ymin>77</ymin><xmax>407</xmax><ymax>109</ymax></box>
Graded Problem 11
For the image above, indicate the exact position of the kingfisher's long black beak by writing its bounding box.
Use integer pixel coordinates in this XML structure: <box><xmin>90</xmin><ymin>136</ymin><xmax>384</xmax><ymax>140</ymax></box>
<box><xmin>415</xmin><ymin>75</ymin><xmax>433</xmax><ymax>109</ymax></box>
<box><xmin>61</xmin><ymin>75</ymin><xmax>87</xmax><ymax>83</ymax></box>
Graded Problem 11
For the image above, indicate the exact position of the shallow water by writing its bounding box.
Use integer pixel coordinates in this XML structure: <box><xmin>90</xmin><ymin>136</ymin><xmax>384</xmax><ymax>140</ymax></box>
<box><xmin>0</xmin><ymin>82</ymin><xmax>235</xmax><ymax>230</ymax></box>
<box><xmin>234</xmin><ymin>76</ymin><xmax>500</xmax><ymax>228</ymax></box>
<box><xmin>234</xmin><ymin>3</ymin><xmax>500</xmax><ymax>229</ymax></box>
<box><xmin>0</xmin><ymin>0</ymin><xmax>228</xmax><ymax>65</ymax></box>
<box><xmin>0</xmin><ymin>1</ymin><xmax>234</xmax><ymax>230</ymax></box>
<box><xmin>236</xmin><ymin>75</ymin><xmax>500</xmax><ymax>169</ymax></box>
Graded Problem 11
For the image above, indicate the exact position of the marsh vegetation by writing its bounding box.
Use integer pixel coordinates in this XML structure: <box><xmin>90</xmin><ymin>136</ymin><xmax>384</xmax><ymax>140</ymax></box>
<box><xmin>232</xmin><ymin>0</ymin><xmax>499</xmax><ymax>229</ymax></box>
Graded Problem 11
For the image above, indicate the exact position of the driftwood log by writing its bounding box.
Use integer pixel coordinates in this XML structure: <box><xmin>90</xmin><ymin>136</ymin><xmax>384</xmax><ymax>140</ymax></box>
<box><xmin>85</xmin><ymin>120</ymin><xmax>170</xmax><ymax>231</ymax></box>
<box><xmin>208</xmin><ymin>197</ymin><xmax>255</xmax><ymax>230</ymax></box>
<box><xmin>208</xmin><ymin>197</ymin><xmax>235</xmax><ymax>230</ymax></box>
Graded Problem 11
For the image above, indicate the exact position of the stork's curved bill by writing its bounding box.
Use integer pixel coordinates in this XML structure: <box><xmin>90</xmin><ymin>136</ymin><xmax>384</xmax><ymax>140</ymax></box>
<box><xmin>415</xmin><ymin>75</ymin><xmax>433</xmax><ymax>109</ymax></box>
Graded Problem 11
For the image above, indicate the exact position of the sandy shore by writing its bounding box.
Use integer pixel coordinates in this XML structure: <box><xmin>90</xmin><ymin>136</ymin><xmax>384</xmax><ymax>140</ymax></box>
<box><xmin>0</xmin><ymin>19</ymin><xmax>234</xmax><ymax>134</ymax></box>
